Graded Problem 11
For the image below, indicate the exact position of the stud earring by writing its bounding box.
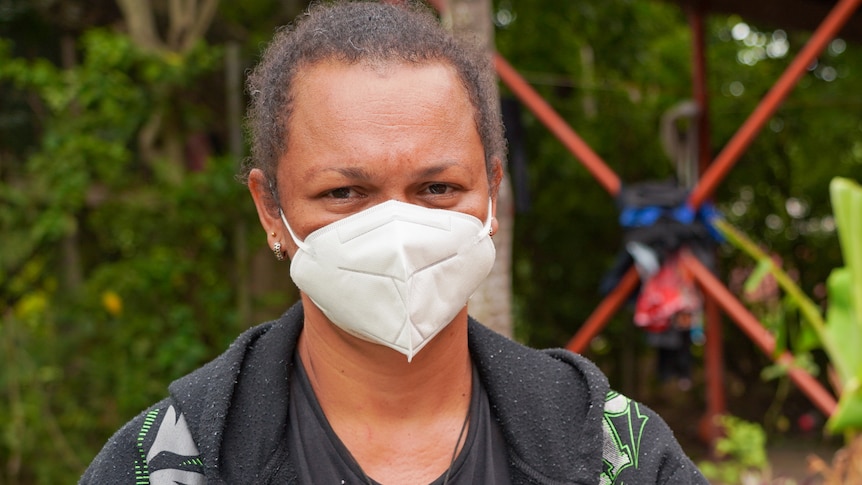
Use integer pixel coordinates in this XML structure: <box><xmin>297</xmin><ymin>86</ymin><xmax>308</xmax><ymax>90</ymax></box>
<box><xmin>273</xmin><ymin>241</ymin><xmax>285</xmax><ymax>261</ymax></box>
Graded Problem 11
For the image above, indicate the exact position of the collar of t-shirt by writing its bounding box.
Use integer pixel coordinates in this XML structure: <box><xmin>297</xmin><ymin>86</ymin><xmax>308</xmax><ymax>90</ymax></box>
<box><xmin>286</xmin><ymin>353</ymin><xmax>511</xmax><ymax>484</ymax></box>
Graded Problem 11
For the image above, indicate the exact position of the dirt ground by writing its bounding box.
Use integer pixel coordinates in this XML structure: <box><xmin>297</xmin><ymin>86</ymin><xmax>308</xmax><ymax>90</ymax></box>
<box><xmin>637</xmin><ymin>379</ymin><xmax>842</xmax><ymax>484</ymax></box>
<box><xmin>766</xmin><ymin>439</ymin><xmax>842</xmax><ymax>483</ymax></box>
<box><xmin>681</xmin><ymin>429</ymin><xmax>841</xmax><ymax>483</ymax></box>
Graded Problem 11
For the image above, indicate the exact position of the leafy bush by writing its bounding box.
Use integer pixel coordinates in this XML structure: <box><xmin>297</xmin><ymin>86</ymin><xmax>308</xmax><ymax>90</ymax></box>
<box><xmin>0</xmin><ymin>29</ymin><xmax>264</xmax><ymax>484</ymax></box>
<box><xmin>699</xmin><ymin>415</ymin><xmax>772</xmax><ymax>484</ymax></box>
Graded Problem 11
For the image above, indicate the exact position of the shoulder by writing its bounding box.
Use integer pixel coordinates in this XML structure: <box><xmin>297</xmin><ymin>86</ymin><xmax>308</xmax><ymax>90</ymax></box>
<box><xmin>467</xmin><ymin>318</ymin><xmax>611</xmax><ymax>406</ymax></box>
<box><xmin>79</xmin><ymin>398</ymin><xmax>205</xmax><ymax>484</ymax></box>
<box><xmin>467</xmin><ymin>319</ymin><xmax>706</xmax><ymax>483</ymax></box>
<box><xmin>600</xmin><ymin>391</ymin><xmax>708</xmax><ymax>484</ymax></box>
<box><xmin>468</xmin><ymin>320</ymin><xmax>608</xmax><ymax>480</ymax></box>
<box><xmin>80</xmin><ymin>303</ymin><xmax>307</xmax><ymax>484</ymax></box>
<box><xmin>170</xmin><ymin>304</ymin><xmax>303</xmax><ymax>394</ymax></box>
<box><xmin>167</xmin><ymin>303</ymin><xmax>304</xmax><ymax>431</ymax></box>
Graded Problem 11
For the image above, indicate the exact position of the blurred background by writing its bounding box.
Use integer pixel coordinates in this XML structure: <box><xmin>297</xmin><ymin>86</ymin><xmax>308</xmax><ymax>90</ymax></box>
<box><xmin>2</xmin><ymin>0</ymin><xmax>860</xmax><ymax>482</ymax></box>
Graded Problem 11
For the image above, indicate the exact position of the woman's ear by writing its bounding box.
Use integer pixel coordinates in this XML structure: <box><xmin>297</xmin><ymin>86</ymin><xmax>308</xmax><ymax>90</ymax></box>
<box><xmin>489</xmin><ymin>157</ymin><xmax>504</xmax><ymax>236</ymax></box>
<box><xmin>248</xmin><ymin>168</ymin><xmax>283</xmax><ymax>245</ymax></box>
<box><xmin>490</xmin><ymin>157</ymin><xmax>504</xmax><ymax>199</ymax></box>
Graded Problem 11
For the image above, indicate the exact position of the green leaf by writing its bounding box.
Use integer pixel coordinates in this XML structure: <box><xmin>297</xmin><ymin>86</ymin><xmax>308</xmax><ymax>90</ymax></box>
<box><xmin>825</xmin><ymin>268</ymin><xmax>862</xmax><ymax>385</ymax></box>
<box><xmin>795</xmin><ymin>320</ymin><xmax>822</xmax><ymax>352</ymax></box>
<box><xmin>743</xmin><ymin>258</ymin><xmax>773</xmax><ymax>296</ymax></box>
<box><xmin>829</xmin><ymin>178</ymin><xmax>862</xmax><ymax>331</ymax></box>
<box><xmin>827</xmin><ymin>378</ymin><xmax>862</xmax><ymax>433</ymax></box>
<box><xmin>761</xmin><ymin>363</ymin><xmax>788</xmax><ymax>381</ymax></box>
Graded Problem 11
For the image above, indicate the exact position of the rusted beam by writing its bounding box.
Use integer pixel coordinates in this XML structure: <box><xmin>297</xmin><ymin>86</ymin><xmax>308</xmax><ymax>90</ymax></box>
<box><xmin>689</xmin><ymin>1</ymin><xmax>712</xmax><ymax>177</ymax></box>
<box><xmin>702</xmin><ymin>296</ymin><xmax>726</xmax><ymax>441</ymax></box>
<box><xmin>688</xmin><ymin>0</ymin><xmax>862</xmax><ymax>208</ymax></box>
<box><xmin>688</xmin><ymin>2</ymin><xmax>727</xmax><ymax>447</ymax></box>
<box><xmin>680</xmin><ymin>251</ymin><xmax>838</xmax><ymax>417</ymax></box>
<box><xmin>494</xmin><ymin>53</ymin><xmax>622</xmax><ymax>196</ymax></box>
<box><xmin>566</xmin><ymin>266</ymin><xmax>640</xmax><ymax>353</ymax></box>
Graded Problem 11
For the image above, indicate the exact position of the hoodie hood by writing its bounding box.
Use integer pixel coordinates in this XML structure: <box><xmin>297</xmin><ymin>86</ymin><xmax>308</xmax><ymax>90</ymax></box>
<box><xmin>468</xmin><ymin>320</ymin><xmax>609</xmax><ymax>483</ymax></box>
<box><xmin>83</xmin><ymin>301</ymin><xmax>705</xmax><ymax>484</ymax></box>
<box><xmin>168</xmin><ymin>304</ymin><xmax>304</xmax><ymax>483</ymax></box>
<box><xmin>168</xmin><ymin>303</ymin><xmax>618</xmax><ymax>484</ymax></box>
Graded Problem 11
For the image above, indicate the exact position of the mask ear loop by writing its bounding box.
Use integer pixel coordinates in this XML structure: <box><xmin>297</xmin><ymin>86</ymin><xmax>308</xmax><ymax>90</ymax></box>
<box><xmin>481</xmin><ymin>198</ymin><xmax>494</xmax><ymax>236</ymax></box>
<box><xmin>270</xmin><ymin>179</ymin><xmax>311</xmax><ymax>253</ymax></box>
<box><xmin>279</xmin><ymin>208</ymin><xmax>310</xmax><ymax>252</ymax></box>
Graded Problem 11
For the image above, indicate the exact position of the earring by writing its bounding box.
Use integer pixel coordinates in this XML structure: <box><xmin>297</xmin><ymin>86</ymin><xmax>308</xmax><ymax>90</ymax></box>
<box><xmin>273</xmin><ymin>241</ymin><xmax>285</xmax><ymax>261</ymax></box>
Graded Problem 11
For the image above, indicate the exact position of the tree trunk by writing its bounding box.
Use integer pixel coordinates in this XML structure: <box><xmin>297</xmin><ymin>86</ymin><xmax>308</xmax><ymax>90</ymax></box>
<box><xmin>115</xmin><ymin>0</ymin><xmax>165</xmax><ymax>52</ymax></box>
<box><xmin>445</xmin><ymin>0</ymin><xmax>514</xmax><ymax>339</ymax></box>
<box><xmin>115</xmin><ymin>0</ymin><xmax>220</xmax><ymax>170</ymax></box>
<box><xmin>60</xmin><ymin>34</ymin><xmax>83</xmax><ymax>292</ymax></box>
<box><xmin>117</xmin><ymin>0</ymin><xmax>218</xmax><ymax>53</ymax></box>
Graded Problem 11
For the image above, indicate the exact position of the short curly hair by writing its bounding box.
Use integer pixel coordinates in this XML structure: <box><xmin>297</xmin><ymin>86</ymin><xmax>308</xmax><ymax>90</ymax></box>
<box><xmin>242</xmin><ymin>0</ymin><xmax>505</xmax><ymax>195</ymax></box>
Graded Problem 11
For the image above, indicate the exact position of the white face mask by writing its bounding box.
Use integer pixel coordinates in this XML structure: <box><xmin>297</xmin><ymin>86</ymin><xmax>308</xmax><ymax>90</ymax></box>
<box><xmin>281</xmin><ymin>199</ymin><xmax>496</xmax><ymax>361</ymax></box>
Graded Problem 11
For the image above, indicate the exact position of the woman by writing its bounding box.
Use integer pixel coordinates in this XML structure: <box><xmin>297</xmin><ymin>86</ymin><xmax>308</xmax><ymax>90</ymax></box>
<box><xmin>81</xmin><ymin>2</ymin><xmax>707</xmax><ymax>483</ymax></box>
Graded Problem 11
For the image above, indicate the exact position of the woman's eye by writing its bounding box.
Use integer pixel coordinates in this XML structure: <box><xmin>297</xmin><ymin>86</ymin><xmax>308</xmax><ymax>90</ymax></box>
<box><xmin>328</xmin><ymin>187</ymin><xmax>353</xmax><ymax>199</ymax></box>
<box><xmin>427</xmin><ymin>183</ymin><xmax>450</xmax><ymax>195</ymax></box>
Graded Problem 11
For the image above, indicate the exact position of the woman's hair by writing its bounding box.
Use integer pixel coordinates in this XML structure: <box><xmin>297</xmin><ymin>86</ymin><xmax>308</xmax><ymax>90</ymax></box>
<box><xmin>242</xmin><ymin>0</ymin><xmax>505</xmax><ymax>195</ymax></box>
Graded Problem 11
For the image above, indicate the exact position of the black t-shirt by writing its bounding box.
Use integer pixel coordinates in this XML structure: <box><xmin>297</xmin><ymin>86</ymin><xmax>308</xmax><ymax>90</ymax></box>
<box><xmin>287</xmin><ymin>355</ymin><xmax>511</xmax><ymax>484</ymax></box>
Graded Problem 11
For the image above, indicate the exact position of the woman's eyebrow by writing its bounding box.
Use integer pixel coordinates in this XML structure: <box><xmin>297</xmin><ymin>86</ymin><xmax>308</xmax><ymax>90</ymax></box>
<box><xmin>306</xmin><ymin>161</ymin><xmax>468</xmax><ymax>183</ymax></box>
<box><xmin>414</xmin><ymin>161</ymin><xmax>465</xmax><ymax>178</ymax></box>
<box><xmin>306</xmin><ymin>166</ymin><xmax>373</xmax><ymax>183</ymax></box>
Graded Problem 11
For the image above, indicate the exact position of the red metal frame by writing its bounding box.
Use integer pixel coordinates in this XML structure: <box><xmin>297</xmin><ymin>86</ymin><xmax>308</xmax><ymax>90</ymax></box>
<box><xmin>415</xmin><ymin>0</ymin><xmax>857</xmax><ymax>445</ymax></box>
<box><xmin>680</xmin><ymin>251</ymin><xmax>838</xmax><ymax>416</ymax></box>
<box><xmin>565</xmin><ymin>266</ymin><xmax>639</xmax><ymax>352</ymax></box>
<box><xmin>688</xmin><ymin>1</ymin><xmax>727</xmax><ymax>443</ymax></box>
<box><xmin>489</xmin><ymin>0</ymin><xmax>859</xmax><ymax>438</ymax></box>
<box><xmin>494</xmin><ymin>55</ymin><xmax>622</xmax><ymax>196</ymax></box>
<box><xmin>688</xmin><ymin>0</ymin><xmax>862</xmax><ymax>208</ymax></box>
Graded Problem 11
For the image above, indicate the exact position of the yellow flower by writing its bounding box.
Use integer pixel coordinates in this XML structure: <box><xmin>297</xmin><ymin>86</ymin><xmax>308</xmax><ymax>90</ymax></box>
<box><xmin>102</xmin><ymin>291</ymin><xmax>123</xmax><ymax>316</ymax></box>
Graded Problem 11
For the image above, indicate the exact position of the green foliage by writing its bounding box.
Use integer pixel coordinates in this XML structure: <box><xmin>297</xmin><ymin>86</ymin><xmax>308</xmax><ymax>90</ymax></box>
<box><xmin>715</xmin><ymin>20</ymin><xmax>862</xmax><ymax>311</ymax></box>
<box><xmin>716</xmin><ymin>178</ymin><xmax>862</xmax><ymax>436</ymax></box>
<box><xmin>698</xmin><ymin>415</ymin><xmax>769</xmax><ymax>483</ymax></box>
<box><xmin>824</xmin><ymin>178</ymin><xmax>862</xmax><ymax>434</ymax></box>
<box><xmin>0</xmin><ymin>29</ymin><xmax>260</xmax><ymax>484</ymax></box>
<box><xmin>495</xmin><ymin>2</ymin><xmax>862</xmax><ymax>404</ymax></box>
<box><xmin>496</xmin><ymin>0</ymin><xmax>690</xmax><ymax>348</ymax></box>
<box><xmin>699</xmin><ymin>415</ymin><xmax>771</xmax><ymax>484</ymax></box>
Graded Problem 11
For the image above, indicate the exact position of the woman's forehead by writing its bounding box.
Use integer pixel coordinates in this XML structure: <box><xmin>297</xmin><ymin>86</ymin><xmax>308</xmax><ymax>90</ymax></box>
<box><xmin>286</xmin><ymin>60</ymin><xmax>476</xmax><ymax>144</ymax></box>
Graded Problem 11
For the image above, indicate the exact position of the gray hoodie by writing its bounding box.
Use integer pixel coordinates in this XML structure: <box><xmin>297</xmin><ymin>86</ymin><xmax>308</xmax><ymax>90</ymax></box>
<box><xmin>80</xmin><ymin>302</ymin><xmax>707</xmax><ymax>484</ymax></box>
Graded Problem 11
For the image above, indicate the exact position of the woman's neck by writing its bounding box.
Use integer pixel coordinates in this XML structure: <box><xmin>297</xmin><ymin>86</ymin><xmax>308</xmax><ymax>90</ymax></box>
<box><xmin>297</xmin><ymin>295</ymin><xmax>473</xmax><ymax>421</ymax></box>
<box><xmin>297</xmin><ymin>297</ymin><xmax>474</xmax><ymax>483</ymax></box>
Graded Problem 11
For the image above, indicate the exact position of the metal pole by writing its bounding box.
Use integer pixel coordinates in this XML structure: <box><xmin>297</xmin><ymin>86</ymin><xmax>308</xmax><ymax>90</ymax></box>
<box><xmin>492</xmin><ymin>28</ymin><xmax>623</xmax><ymax>348</ymax></box>
<box><xmin>494</xmin><ymin>53</ymin><xmax>622</xmax><ymax>196</ymax></box>
<box><xmin>566</xmin><ymin>266</ymin><xmax>640</xmax><ymax>353</ymax></box>
<box><xmin>688</xmin><ymin>0</ymin><xmax>862</xmax><ymax>208</ymax></box>
<box><xmin>689</xmin><ymin>2</ymin><xmax>726</xmax><ymax>447</ymax></box>
<box><xmin>689</xmin><ymin>2</ymin><xmax>711</xmax><ymax>178</ymax></box>
<box><xmin>681</xmin><ymin>251</ymin><xmax>838</xmax><ymax>417</ymax></box>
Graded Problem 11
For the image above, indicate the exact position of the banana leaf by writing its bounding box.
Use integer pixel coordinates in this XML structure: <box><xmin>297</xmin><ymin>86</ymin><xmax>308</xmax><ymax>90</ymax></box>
<box><xmin>825</xmin><ymin>178</ymin><xmax>862</xmax><ymax>433</ymax></box>
<box><xmin>828</xmin><ymin>378</ymin><xmax>862</xmax><ymax>434</ymax></box>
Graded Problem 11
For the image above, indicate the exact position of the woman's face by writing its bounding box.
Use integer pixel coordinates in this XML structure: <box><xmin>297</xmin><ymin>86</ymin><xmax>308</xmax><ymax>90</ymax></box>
<box><xmin>262</xmin><ymin>59</ymin><xmax>498</xmax><ymax>259</ymax></box>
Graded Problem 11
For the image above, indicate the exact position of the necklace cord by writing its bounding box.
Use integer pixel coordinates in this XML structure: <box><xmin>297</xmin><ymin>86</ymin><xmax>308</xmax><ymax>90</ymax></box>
<box><xmin>359</xmin><ymin>402</ymin><xmax>472</xmax><ymax>485</ymax></box>
<box><xmin>441</xmin><ymin>400</ymin><xmax>472</xmax><ymax>485</ymax></box>
<box><xmin>303</xmin><ymin>344</ymin><xmax>473</xmax><ymax>485</ymax></box>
